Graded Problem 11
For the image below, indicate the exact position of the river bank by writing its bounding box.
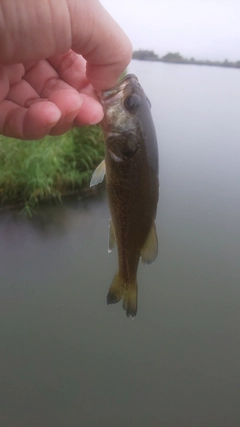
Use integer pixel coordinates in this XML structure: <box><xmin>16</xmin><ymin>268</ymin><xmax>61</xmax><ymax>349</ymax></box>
<box><xmin>133</xmin><ymin>50</ymin><xmax>240</xmax><ymax>69</ymax></box>
<box><xmin>0</xmin><ymin>126</ymin><xmax>105</xmax><ymax>214</ymax></box>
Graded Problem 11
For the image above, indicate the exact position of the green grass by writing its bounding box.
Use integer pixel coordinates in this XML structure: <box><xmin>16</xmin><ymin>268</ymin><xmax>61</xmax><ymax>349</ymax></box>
<box><xmin>0</xmin><ymin>126</ymin><xmax>105</xmax><ymax>210</ymax></box>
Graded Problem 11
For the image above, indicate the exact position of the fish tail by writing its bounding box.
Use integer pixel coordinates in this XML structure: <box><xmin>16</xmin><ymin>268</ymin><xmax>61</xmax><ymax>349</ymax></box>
<box><xmin>107</xmin><ymin>274</ymin><xmax>138</xmax><ymax>318</ymax></box>
<box><xmin>107</xmin><ymin>273</ymin><xmax>124</xmax><ymax>305</ymax></box>
<box><xmin>123</xmin><ymin>283</ymin><xmax>138</xmax><ymax>318</ymax></box>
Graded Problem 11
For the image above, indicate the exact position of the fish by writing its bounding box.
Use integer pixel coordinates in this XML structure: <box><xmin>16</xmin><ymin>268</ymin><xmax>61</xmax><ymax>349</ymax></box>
<box><xmin>90</xmin><ymin>74</ymin><xmax>159</xmax><ymax>318</ymax></box>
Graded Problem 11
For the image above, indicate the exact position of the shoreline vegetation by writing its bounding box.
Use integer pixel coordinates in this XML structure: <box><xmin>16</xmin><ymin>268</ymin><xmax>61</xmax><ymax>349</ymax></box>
<box><xmin>0</xmin><ymin>126</ymin><xmax>105</xmax><ymax>215</ymax></box>
<box><xmin>133</xmin><ymin>50</ymin><xmax>240</xmax><ymax>69</ymax></box>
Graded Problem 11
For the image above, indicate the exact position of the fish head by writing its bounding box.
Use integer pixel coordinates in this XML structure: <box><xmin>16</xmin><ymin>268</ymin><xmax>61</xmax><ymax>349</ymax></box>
<box><xmin>98</xmin><ymin>74</ymin><xmax>151</xmax><ymax>135</ymax></box>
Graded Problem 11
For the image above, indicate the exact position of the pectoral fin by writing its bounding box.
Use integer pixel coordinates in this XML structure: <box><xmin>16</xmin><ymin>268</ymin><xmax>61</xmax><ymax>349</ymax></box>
<box><xmin>108</xmin><ymin>220</ymin><xmax>116</xmax><ymax>253</ymax></box>
<box><xmin>140</xmin><ymin>222</ymin><xmax>158</xmax><ymax>264</ymax></box>
<box><xmin>90</xmin><ymin>159</ymin><xmax>106</xmax><ymax>187</ymax></box>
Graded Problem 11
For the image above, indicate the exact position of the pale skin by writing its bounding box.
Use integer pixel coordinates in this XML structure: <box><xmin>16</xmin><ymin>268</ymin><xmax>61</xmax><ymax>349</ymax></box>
<box><xmin>0</xmin><ymin>0</ymin><xmax>132</xmax><ymax>139</ymax></box>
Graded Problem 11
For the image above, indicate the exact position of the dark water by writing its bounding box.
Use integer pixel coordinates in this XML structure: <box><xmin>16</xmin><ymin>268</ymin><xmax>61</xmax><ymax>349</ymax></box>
<box><xmin>1</xmin><ymin>61</ymin><xmax>240</xmax><ymax>427</ymax></box>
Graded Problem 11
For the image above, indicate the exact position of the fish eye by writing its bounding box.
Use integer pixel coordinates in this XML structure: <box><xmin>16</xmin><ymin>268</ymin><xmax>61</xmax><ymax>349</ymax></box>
<box><xmin>124</xmin><ymin>94</ymin><xmax>140</xmax><ymax>112</ymax></box>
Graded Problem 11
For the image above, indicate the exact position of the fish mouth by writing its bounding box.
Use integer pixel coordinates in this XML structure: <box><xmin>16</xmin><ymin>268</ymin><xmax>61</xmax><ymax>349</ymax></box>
<box><xmin>97</xmin><ymin>74</ymin><xmax>139</xmax><ymax>103</ymax></box>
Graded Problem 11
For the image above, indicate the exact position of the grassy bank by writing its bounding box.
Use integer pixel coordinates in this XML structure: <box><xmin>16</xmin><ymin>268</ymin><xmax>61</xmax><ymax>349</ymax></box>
<box><xmin>0</xmin><ymin>126</ymin><xmax>105</xmax><ymax>212</ymax></box>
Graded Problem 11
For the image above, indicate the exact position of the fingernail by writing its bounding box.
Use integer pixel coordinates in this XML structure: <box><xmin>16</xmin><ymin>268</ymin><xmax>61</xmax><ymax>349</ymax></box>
<box><xmin>47</xmin><ymin>105</ymin><xmax>62</xmax><ymax>124</ymax></box>
<box><xmin>66</xmin><ymin>98</ymin><xmax>84</xmax><ymax>123</ymax></box>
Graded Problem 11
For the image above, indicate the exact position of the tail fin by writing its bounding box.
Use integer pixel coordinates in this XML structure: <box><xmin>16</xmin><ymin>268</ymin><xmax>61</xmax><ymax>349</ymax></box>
<box><xmin>123</xmin><ymin>286</ymin><xmax>138</xmax><ymax>318</ymax></box>
<box><xmin>107</xmin><ymin>273</ymin><xmax>124</xmax><ymax>305</ymax></box>
<box><xmin>107</xmin><ymin>273</ymin><xmax>138</xmax><ymax>318</ymax></box>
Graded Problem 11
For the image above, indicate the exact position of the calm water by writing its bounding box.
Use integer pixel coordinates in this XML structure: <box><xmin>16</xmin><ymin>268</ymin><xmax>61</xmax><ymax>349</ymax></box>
<box><xmin>1</xmin><ymin>61</ymin><xmax>240</xmax><ymax>427</ymax></box>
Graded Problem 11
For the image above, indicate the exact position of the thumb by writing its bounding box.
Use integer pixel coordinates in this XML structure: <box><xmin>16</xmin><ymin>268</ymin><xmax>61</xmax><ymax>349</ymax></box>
<box><xmin>66</xmin><ymin>0</ymin><xmax>133</xmax><ymax>90</ymax></box>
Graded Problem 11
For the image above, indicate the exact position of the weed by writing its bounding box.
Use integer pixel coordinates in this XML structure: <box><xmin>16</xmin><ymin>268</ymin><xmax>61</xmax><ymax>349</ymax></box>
<box><xmin>0</xmin><ymin>126</ymin><xmax>105</xmax><ymax>209</ymax></box>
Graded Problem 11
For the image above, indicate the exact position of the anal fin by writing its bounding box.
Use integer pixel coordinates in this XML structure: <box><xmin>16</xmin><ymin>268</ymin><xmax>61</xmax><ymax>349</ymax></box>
<box><xmin>140</xmin><ymin>222</ymin><xmax>158</xmax><ymax>264</ymax></box>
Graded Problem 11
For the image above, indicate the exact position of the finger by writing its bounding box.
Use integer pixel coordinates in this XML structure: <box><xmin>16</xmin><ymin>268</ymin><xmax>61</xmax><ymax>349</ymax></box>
<box><xmin>24</xmin><ymin>59</ymin><xmax>62</xmax><ymax>96</ymax></box>
<box><xmin>0</xmin><ymin>0</ymin><xmax>71</xmax><ymax>64</ymax></box>
<box><xmin>6</xmin><ymin>79</ymin><xmax>40</xmax><ymax>107</ymax></box>
<box><xmin>0</xmin><ymin>0</ymin><xmax>132</xmax><ymax>90</ymax></box>
<box><xmin>24</xmin><ymin>60</ymin><xmax>85</xmax><ymax>132</ymax></box>
<box><xmin>24</xmin><ymin>59</ymin><xmax>103</xmax><ymax>132</ymax></box>
<box><xmin>68</xmin><ymin>0</ymin><xmax>132</xmax><ymax>89</ymax></box>
<box><xmin>0</xmin><ymin>100</ymin><xmax>61</xmax><ymax>139</ymax></box>
<box><xmin>24</xmin><ymin>59</ymin><xmax>85</xmax><ymax>104</ymax></box>
<box><xmin>48</xmin><ymin>51</ymin><xmax>103</xmax><ymax>105</ymax></box>
<box><xmin>6</xmin><ymin>73</ymin><xmax>103</xmax><ymax>134</ymax></box>
<box><xmin>0</xmin><ymin>66</ymin><xmax>9</xmax><ymax>100</ymax></box>
<box><xmin>73</xmin><ymin>94</ymin><xmax>103</xmax><ymax>127</ymax></box>
<box><xmin>3</xmin><ymin>64</ymin><xmax>25</xmax><ymax>85</ymax></box>
<box><xmin>48</xmin><ymin>51</ymin><xmax>89</xmax><ymax>91</ymax></box>
<box><xmin>0</xmin><ymin>64</ymin><xmax>25</xmax><ymax>100</ymax></box>
<box><xmin>46</xmin><ymin>89</ymin><xmax>83</xmax><ymax>135</ymax></box>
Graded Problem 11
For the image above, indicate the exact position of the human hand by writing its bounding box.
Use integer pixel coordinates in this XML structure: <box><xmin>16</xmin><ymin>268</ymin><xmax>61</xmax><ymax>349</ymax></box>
<box><xmin>0</xmin><ymin>0</ymin><xmax>132</xmax><ymax>139</ymax></box>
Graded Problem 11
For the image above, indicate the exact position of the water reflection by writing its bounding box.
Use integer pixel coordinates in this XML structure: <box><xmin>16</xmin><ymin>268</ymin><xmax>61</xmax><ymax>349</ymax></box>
<box><xmin>0</xmin><ymin>189</ymin><xmax>106</xmax><ymax>238</ymax></box>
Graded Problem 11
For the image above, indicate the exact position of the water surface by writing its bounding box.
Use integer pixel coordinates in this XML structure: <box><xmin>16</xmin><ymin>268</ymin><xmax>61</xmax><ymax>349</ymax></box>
<box><xmin>1</xmin><ymin>60</ymin><xmax>240</xmax><ymax>427</ymax></box>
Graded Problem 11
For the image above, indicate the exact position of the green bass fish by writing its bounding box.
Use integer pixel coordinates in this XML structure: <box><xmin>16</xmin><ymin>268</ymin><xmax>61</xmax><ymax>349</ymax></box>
<box><xmin>90</xmin><ymin>74</ymin><xmax>159</xmax><ymax>318</ymax></box>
